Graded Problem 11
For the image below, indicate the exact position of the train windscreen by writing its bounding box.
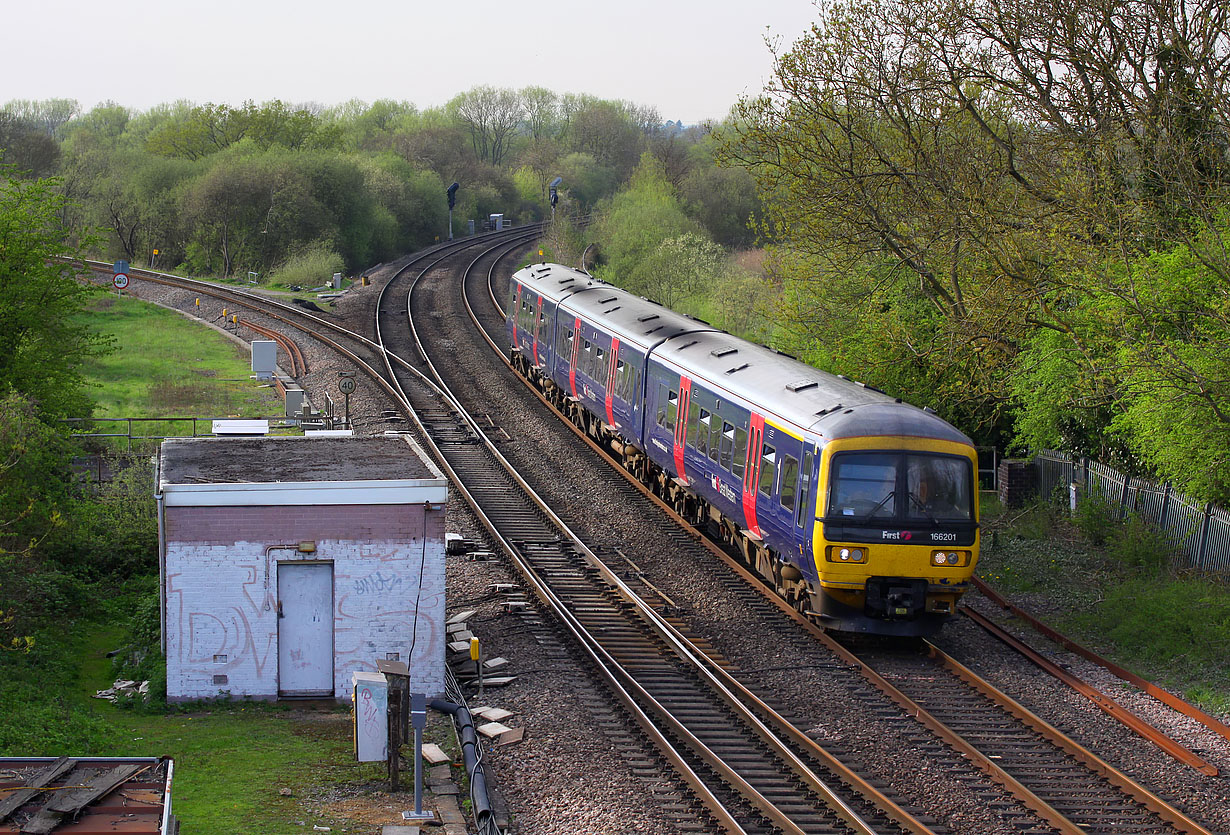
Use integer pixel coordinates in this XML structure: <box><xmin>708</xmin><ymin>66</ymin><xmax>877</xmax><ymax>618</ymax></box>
<box><xmin>828</xmin><ymin>452</ymin><xmax>973</xmax><ymax>524</ymax></box>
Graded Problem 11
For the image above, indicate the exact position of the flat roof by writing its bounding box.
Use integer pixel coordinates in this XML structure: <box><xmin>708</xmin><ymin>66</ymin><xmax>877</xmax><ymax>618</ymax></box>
<box><xmin>161</xmin><ymin>435</ymin><xmax>440</xmax><ymax>483</ymax></box>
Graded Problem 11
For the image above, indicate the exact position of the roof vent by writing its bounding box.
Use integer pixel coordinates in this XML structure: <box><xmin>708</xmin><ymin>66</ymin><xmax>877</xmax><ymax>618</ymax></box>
<box><xmin>710</xmin><ymin>346</ymin><xmax>738</xmax><ymax>358</ymax></box>
<box><xmin>726</xmin><ymin>363</ymin><xmax>750</xmax><ymax>374</ymax></box>
<box><xmin>646</xmin><ymin>325</ymin><xmax>662</xmax><ymax>334</ymax></box>
<box><xmin>599</xmin><ymin>295</ymin><xmax>618</xmax><ymax>303</ymax></box>
<box><xmin>637</xmin><ymin>314</ymin><xmax>660</xmax><ymax>322</ymax></box>
<box><xmin>679</xmin><ymin>340</ymin><xmax>699</xmax><ymax>350</ymax></box>
<box><xmin>786</xmin><ymin>380</ymin><xmax>819</xmax><ymax>392</ymax></box>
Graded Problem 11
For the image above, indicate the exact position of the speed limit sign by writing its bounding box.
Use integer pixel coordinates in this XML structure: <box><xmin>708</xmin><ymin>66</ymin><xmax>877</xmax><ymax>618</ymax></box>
<box><xmin>339</xmin><ymin>377</ymin><xmax>356</xmax><ymax>394</ymax></box>
<box><xmin>113</xmin><ymin>272</ymin><xmax>129</xmax><ymax>290</ymax></box>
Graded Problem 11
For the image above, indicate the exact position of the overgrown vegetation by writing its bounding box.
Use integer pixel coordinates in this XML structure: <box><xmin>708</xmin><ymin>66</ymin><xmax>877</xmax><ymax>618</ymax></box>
<box><xmin>980</xmin><ymin>498</ymin><xmax>1230</xmax><ymax>714</ymax></box>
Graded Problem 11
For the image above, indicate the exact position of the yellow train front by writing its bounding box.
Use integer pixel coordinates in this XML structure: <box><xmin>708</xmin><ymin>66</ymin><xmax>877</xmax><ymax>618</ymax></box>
<box><xmin>809</xmin><ymin>412</ymin><xmax>980</xmax><ymax>636</ymax></box>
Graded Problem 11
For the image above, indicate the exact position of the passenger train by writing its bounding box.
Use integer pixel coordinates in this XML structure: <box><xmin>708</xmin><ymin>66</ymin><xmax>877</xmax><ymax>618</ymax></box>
<box><xmin>507</xmin><ymin>263</ymin><xmax>980</xmax><ymax>636</ymax></box>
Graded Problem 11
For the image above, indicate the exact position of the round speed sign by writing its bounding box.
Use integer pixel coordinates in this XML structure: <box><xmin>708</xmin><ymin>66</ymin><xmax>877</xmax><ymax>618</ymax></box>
<box><xmin>113</xmin><ymin>272</ymin><xmax>130</xmax><ymax>290</ymax></box>
<box><xmin>338</xmin><ymin>377</ymin><xmax>356</xmax><ymax>394</ymax></box>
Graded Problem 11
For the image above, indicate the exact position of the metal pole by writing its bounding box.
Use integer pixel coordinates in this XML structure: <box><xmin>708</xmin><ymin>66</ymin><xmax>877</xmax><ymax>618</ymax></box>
<box><xmin>414</xmin><ymin>724</ymin><xmax>424</xmax><ymax>813</ymax></box>
<box><xmin>448</xmin><ymin>208</ymin><xmax>454</xmax><ymax>240</ymax></box>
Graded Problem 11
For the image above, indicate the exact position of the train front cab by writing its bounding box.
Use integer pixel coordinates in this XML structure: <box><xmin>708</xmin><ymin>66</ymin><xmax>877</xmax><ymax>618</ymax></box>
<box><xmin>811</xmin><ymin>437</ymin><xmax>980</xmax><ymax>636</ymax></box>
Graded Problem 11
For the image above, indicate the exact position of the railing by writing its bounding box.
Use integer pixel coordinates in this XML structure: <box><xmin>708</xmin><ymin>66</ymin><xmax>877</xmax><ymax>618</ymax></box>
<box><xmin>1035</xmin><ymin>450</ymin><xmax>1230</xmax><ymax>574</ymax></box>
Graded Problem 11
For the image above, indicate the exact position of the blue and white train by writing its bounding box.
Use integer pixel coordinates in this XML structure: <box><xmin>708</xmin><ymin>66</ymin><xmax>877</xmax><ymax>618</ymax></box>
<box><xmin>507</xmin><ymin>263</ymin><xmax>980</xmax><ymax>636</ymax></box>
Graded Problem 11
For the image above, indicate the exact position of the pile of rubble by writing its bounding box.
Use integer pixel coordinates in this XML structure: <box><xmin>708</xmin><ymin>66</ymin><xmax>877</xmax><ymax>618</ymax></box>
<box><xmin>93</xmin><ymin>679</ymin><xmax>151</xmax><ymax>703</ymax></box>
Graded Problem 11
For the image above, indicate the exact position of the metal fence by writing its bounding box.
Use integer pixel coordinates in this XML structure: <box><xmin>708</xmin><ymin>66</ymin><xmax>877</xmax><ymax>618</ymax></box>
<box><xmin>1035</xmin><ymin>450</ymin><xmax>1230</xmax><ymax>574</ymax></box>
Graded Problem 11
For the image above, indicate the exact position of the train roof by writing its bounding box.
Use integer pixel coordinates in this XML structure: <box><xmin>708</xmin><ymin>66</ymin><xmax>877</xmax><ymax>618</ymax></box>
<box><xmin>514</xmin><ymin>263</ymin><xmax>606</xmax><ymax>304</ymax></box>
<box><xmin>516</xmin><ymin>263</ymin><xmax>714</xmax><ymax>348</ymax></box>
<box><xmin>514</xmin><ymin>264</ymin><xmax>972</xmax><ymax>446</ymax></box>
<box><xmin>654</xmin><ymin>326</ymin><xmax>971</xmax><ymax>445</ymax></box>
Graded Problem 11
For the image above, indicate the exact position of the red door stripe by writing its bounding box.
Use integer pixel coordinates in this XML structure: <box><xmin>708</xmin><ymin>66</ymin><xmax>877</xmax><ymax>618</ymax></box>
<box><xmin>569</xmin><ymin>317</ymin><xmax>581</xmax><ymax>397</ymax></box>
<box><xmin>604</xmin><ymin>338</ymin><xmax>620</xmax><ymax>427</ymax></box>
<box><xmin>742</xmin><ymin>413</ymin><xmax>764</xmax><ymax>537</ymax></box>
<box><xmin>533</xmin><ymin>297</ymin><xmax>543</xmax><ymax>366</ymax></box>
<box><xmin>673</xmin><ymin>376</ymin><xmax>691</xmax><ymax>486</ymax></box>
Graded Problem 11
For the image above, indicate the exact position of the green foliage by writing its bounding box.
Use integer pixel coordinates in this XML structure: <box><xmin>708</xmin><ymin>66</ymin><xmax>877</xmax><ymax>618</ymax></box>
<box><xmin>272</xmin><ymin>242</ymin><xmax>346</xmax><ymax>287</ymax></box>
<box><xmin>1069</xmin><ymin>577</ymin><xmax>1230</xmax><ymax>687</ymax></box>
<box><xmin>0</xmin><ymin>392</ymin><xmax>74</xmax><ymax>548</ymax></box>
<box><xmin>0</xmin><ymin>171</ymin><xmax>106</xmax><ymax>418</ymax></box>
<box><xmin>42</xmin><ymin>458</ymin><xmax>159</xmax><ymax>579</ymax></box>
<box><xmin>592</xmin><ymin>155</ymin><xmax>700</xmax><ymax>286</ymax></box>
<box><xmin>1072</xmin><ymin>494</ymin><xmax>1121</xmax><ymax>548</ymax></box>
<box><xmin>981</xmin><ymin>493</ymin><xmax>1230</xmax><ymax>712</ymax></box>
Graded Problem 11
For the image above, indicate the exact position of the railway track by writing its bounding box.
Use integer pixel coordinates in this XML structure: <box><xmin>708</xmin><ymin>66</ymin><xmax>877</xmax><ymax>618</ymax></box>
<box><xmin>378</xmin><ymin>241</ymin><xmax>940</xmax><ymax>833</ymax></box>
<box><xmin>448</xmin><ymin>257</ymin><xmax>1222</xmax><ymax>835</ymax></box>
<box><xmin>79</xmin><ymin>240</ymin><xmax>1227</xmax><ymax>833</ymax></box>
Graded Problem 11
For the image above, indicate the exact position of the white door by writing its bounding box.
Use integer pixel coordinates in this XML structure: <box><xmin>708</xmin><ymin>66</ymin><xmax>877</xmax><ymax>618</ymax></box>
<box><xmin>278</xmin><ymin>563</ymin><xmax>334</xmax><ymax>696</ymax></box>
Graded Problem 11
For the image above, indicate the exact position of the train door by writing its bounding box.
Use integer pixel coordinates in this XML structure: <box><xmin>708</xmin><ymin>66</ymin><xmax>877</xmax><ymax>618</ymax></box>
<box><xmin>568</xmin><ymin>316</ymin><xmax>581</xmax><ymax>397</ymax></box>
<box><xmin>604</xmin><ymin>337</ymin><xmax>621</xmax><ymax>428</ymax></box>
<box><xmin>539</xmin><ymin>299</ymin><xmax>556</xmax><ymax>371</ymax></box>
<box><xmin>794</xmin><ymin>443</ymin><xmax>818</xmax><ymax>577</ymax></box>
<box><xmin>532</xmin><ymin>296</ymin><xmax>545</xmax><ymax>367</ymax></box>
<box><xmin>673</xmin><ymin>376</ymin><xmax>692</xmax><ymax>485</ymax></box>
<box><xmin>741</xmin><ymin>413</ymin><xmax>764</xmax><ymax>538</ymax></box>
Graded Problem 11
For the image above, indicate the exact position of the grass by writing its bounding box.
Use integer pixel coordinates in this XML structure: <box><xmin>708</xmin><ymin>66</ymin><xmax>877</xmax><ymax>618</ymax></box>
<box><xmin>977</xmin><ymin>497</ymin><xmax>1230</xmax><ymax>715</ymax></box>
<box><xmin>0</xmin><ymin>292</ymin><xmax>407</xmax><ymax>832</ymax></box>
<box><xmin>79</xmin><ymin>294</ymin><xmax>285</xmax><ymax>422</ymax></box>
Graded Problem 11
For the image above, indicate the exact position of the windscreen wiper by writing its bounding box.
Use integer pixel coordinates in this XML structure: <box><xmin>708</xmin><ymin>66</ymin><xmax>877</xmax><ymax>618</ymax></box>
<box><xmin>854</xmin><ymin>490</ymin><xmax>895</xmax><ymax>523</ymax></box>
<box><xmin>909</xmin><ymin>492</ymin><xmax>937</xmax><ymax>524</ymax></box>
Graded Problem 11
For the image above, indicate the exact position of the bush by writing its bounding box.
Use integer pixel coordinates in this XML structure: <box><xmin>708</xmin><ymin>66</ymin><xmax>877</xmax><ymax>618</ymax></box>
<box><xmin>1107</xmin><ymin>514</ymin><xmax>1175</xmax><ymax>575</ymax></box>
<box><xmin>1073</xmin><ymin>493</ymin><xmax>1119</xmax><ymax>546</ymax></box>
<box><xmin>270</xmin><ymin>243</ymin><xmax>345</xmax><ymax>289</ymax></box>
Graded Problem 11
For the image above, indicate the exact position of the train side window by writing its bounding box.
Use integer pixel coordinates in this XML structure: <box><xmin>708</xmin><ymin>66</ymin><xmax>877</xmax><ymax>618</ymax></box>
<box><xmin>559</xmin><ymin>328</ymin><xmax>572</xmax><ymax>362</ymax></box>
<box><xmin>665</xmin><ymin>389</ymin><xmax>678</xmax><ymax>433</ymax></box>
<box><xmin>732</xmin><ymin>426</ymin><xmax>747</xmax><ymax>479</ymax></box>
<box><xmin>758</xmin><ymin>444</ymin><xmax>777</xmax><ymax>496</ymax></box>
<box><xmin>719</xmin><ymin>422</ymin><xmax>734</xmax><ymax>469</ymax></box>
<box><xmin>691</xmin><ymin>409</ymin><xmax>711</xmax><ymax>454</ymax></box>
<box><xmin>780</xmin><ymin>454</ymin><xmax>799</xmax><ymax>513</ymax></box>
<box><xmin>708</xmin><ymin>416</ymin><xmax>722</xmax><ymax>462</ymax></box>
<box><xmin>594</xmin><ymin>347</ymin><xmax>605</xmax><ymax>382</ymax></box>
<box><xmin>797</xmin><ymin>449</ymin><xmax>814</xmax><ymax>526</ymax></box>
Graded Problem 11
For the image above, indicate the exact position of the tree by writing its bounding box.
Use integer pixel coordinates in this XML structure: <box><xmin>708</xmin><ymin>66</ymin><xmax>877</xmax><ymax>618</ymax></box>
<box><xmin>725</xmin><ymin>0</ymin><xmax>1230</xmax><ymax>446</ymax></box>
<box><xmin>520</xmin><ymin>87</ymin><xmax>561</xmax><ymax>140</ymax></box>
<box><xmin>0</xmin><ymin>114</ymin><xmax>61</xmax><ymax>177</ymax></box>
<box><xmin>449</xmin><ymin>87</ymin><xmax>524</xmax><ymax>167</ymax></box>
<box><xmin>0</xmin><ymin>169</ymin><xmax>106</xmax><ymax>419</ymax></box>
<box><xmin>568</xmin><ymin>100</ymin><xmax>647</xmax><ymax>183</ymax></box>
<box><xmin>592</xmin><ymin>155</ymin><xmax>702</xmax><ymax>289</ymax></box>
<box><xmin>1</xmin><ymin>99</ymin><xmax>80</xmax><ymax>139</ymax></box>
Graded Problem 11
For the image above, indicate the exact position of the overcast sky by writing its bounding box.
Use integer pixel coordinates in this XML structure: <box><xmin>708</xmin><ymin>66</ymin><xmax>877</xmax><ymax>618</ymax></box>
<box><xmin>5</xmin><ymin>0</ymin><xmax>820</xmax><ymax>124</ymax></box>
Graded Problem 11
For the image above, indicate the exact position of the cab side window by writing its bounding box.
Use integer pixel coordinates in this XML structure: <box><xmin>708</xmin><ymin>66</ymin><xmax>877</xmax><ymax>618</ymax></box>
<box><xmin>797</xmin><ymin>449</ymin><xmax>814</xmax><ymax>526</ymax></box>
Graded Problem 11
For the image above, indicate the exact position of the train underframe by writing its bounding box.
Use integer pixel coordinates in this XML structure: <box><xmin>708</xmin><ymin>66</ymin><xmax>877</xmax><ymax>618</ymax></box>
<box><xmin>512</xmin><ymin>351</ymin><xmax>957</xmax><ymax>636</ymax></box>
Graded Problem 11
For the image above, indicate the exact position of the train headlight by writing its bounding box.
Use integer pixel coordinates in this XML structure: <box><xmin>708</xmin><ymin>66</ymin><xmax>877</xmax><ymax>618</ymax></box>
<box><xmin>932</xmin><ymin>550</ymin><xmax>967</xmax><ymax>566</ymax></box>
<box><xmin>827</xmin><ymin>546</ymin><xmax>866</xmax><ymax>563</ymax></box>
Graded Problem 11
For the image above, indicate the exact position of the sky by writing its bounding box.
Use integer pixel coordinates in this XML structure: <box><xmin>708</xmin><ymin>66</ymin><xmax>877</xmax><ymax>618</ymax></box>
<box><xmin>4</xmin><ymin>0</ymin><xmax>820</xmax><ymax>125</ymax></box>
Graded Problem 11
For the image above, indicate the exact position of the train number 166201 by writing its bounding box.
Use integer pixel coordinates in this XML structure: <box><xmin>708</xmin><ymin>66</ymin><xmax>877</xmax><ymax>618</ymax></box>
<box><xmin>930</xmin><ymin>532</ymin><xmax>958</xmax><ymax>541</ymax></box>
